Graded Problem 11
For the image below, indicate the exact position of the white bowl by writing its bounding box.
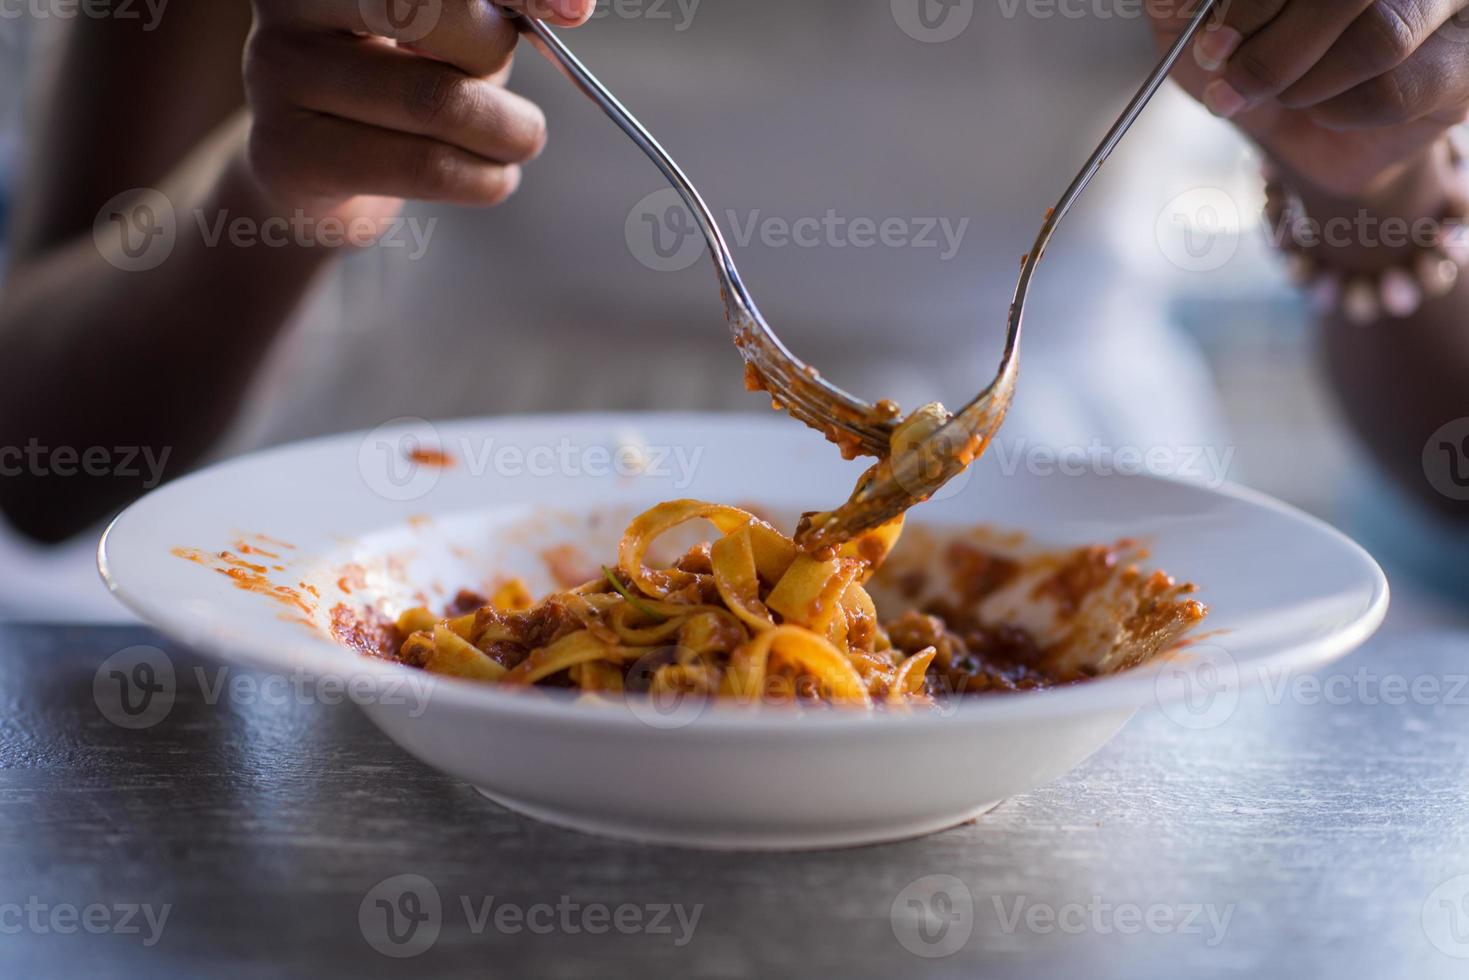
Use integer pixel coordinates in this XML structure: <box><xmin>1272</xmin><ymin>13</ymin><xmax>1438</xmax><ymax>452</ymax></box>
<box><xmin>99</xmin><ymin>414</ymin><xmax>1388</xmax><ymax>850</ymax></box>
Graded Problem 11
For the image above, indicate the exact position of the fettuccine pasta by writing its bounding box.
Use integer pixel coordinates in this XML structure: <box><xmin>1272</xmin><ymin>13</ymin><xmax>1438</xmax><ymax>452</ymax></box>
<box><xmin>389</xmin><ymin>497</ymin><xmax>1208</xmax><ymax>707</ymax></box>
<box><xmin>395</xmin><ymin>499</ymin><xmax>926</xmax><ymax>707</ymax></box>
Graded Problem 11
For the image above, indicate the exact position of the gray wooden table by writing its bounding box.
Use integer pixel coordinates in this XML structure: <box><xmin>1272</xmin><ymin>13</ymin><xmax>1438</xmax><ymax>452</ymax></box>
<box><xmin>3</xmin><ymin>608</ymin><xmax>1468</xmax><ymax>979</ymax></box>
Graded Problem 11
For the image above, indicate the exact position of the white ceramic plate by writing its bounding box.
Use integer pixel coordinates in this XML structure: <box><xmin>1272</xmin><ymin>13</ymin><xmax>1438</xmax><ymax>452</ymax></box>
<box><xmin>99</xmin><ymin>414</ymin><xmax>1388</xmax><ymax>849</ymax></box>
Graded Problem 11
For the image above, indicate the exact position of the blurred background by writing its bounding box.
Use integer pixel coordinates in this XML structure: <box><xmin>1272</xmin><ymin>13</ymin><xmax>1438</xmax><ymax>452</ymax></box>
<box><xmin>0</xmin><ymin>3</ymin><xmax>1456</xmax><ymax>617</ymax></box>
<box><xmin>4</xmin><ymin>13</ymin><xmax>1466</xmax><ymax>980</ymax></box>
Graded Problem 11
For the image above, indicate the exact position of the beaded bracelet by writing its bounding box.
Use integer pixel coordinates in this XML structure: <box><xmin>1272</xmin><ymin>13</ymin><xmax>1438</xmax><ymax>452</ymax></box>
<box><xmin>1262</xmin><ymin>141</ymin><xmax>1469</xmax><ymax>326</ymax></box>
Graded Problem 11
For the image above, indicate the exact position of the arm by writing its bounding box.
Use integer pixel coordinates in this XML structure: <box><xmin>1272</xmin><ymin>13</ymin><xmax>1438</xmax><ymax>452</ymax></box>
<box><xmin>1152</xmin><ymin>1</ymin><xmax>1469</xmax><ymax>522</ymax></box>
<box><xmin>1298</xmin><ymin>146</ymin><xmax>1469</xmax><ymax>523</ymax></box>
<box><xmin>0</xmin><ymin>4</ymin><xmax>292</xmax><ymax>543</ymax></box>
<box><xmin>0</xmin><ymin>0</ymin><xmax>592</xmax><ymax>543</ymax></box>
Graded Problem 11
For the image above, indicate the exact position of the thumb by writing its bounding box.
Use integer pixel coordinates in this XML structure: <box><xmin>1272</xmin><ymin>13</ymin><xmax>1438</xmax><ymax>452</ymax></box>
<box><xmin>1145</xmin><ymin>2</ymin><xmax>1225</xmax><ymax>103</ymax></box>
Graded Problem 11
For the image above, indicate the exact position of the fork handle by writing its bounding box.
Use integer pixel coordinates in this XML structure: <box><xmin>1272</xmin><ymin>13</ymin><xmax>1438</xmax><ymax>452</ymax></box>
<box><xmin>498</xmin><ymin>9</ymin><xmax>745</xmax><ymax>297</ymax></box>
<box><xmin>999</xmin><ymin>0</ymin><xmax>1220</xmax><ymax>368</ymax></box>
<box><xmin>497</xmin><ymin>8</ymin><xmax>892</xmax><ymax>455</ymax></box>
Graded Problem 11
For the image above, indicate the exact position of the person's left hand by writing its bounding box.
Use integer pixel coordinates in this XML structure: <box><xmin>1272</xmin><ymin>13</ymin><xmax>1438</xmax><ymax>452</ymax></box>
<box><xmin>1151</xmin><ymin>1</ymin><xmax>1469</xmax><ymax>198</ymax></box>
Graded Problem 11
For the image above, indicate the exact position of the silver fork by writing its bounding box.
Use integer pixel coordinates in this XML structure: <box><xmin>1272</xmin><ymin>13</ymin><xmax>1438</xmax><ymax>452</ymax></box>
<box><xmin>504</xmin><ymin>2</ymin><xmax>1219</xmax><ymax>548</ymax></box>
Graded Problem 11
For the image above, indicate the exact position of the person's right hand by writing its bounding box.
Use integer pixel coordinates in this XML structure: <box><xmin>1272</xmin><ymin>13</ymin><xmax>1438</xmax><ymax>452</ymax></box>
<box><xmin>243</xmin><ymin>0</ymin><xmax>594</xmax><ymax>233</ymax></box>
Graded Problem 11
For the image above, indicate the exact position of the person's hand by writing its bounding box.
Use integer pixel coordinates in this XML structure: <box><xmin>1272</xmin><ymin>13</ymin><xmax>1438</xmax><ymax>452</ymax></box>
<box><xmin>1152</xmin><ymin>2</ymin><xmax>1469</xmax><ymax>198</ymax></box>
<box><xmin>243</xmin><ymin>0</ymin><xmax>595</xmax><ymax>235</ymax></box>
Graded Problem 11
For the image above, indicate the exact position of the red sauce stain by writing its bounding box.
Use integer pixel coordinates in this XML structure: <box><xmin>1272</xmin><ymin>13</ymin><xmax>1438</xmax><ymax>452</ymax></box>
<box><xmin>743</xmin><ymin>362</ymin><xmax>766</xmax><ymax>393</ymax></box>
<box><xmin>221</xmin><ymin>569</ymin><xmax>314</xmax><ymax>615</ymax></box>
<box><xmin>171</xmin><ymin>546</ymin><xmax>317</xmax><ymax>618</ymax></box>
<box><xmin>172</xmin><ymin>547</ymin><xmax>208</xmax><ymax>567</ymax></box>
<box><xmin>830</xmin><ymin>429</ymin><xmax>864</xmax><ymax>461</ymax></box>
<box><xmin>407</xmin><ymin>514</ymin><xmax>433</xmax><ymax>531</ymax></box>
<box><xmin>252</xmin><ymin>533</ymin><xmax>297</xmax><ymax>550</ymax></box>
<box><xmin>857</xmin><ymin>535</ymin><xmax>888</xmax><ymax>566</ymax></box>
<box><xmin>218</xmin><ymin>552</ymin><xmax>268</xmax><ymax>575</ymax></box>
<box><xmin>386</xmin><ymin>554</ymin><xmax>412</xmax><ymax>583</ymax></box>
<box><xmin>1032</xmin><ymin>545</ymin><xmax>1120</xmax><ymax>618</ymax></box>
<box><xmin>944</xmin><ymin>541</ymin><xmax>1021</xmax><ymax>605</ymax></box>
<box><xmin>1166</xmin><ymin>628</ymin><xmax>1230</xmax><ymax>654</ymax></box>
<box><xmin>329</xmin><ymin>603</ymin><xmax>401</xmax><ymax>660</ymax></box>
<box><xmin>337</xmin><ymin>563</ymin><xmax>368</xmax><ymax>596</ymax></box>
<box><xmin>541</xmin><ymin>544</ymin><xmax>594</xmax><ymax>590</ymax></box>
<box><xmin>408</xmin><ymin>448</ymin><xmax>455</xmax><ymax>468</ymax></box>
<box><xmin>234</xmin><ymin>540</ymin><xmax>280</xmax><ymax>559</ymax></box>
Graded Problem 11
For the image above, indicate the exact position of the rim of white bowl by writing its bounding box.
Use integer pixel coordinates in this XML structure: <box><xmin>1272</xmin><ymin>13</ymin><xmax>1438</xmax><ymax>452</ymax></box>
<box><xmin>98</xmin><ymin>412</ymin><xmax>1391</xmax><ymax>734</ymax></box>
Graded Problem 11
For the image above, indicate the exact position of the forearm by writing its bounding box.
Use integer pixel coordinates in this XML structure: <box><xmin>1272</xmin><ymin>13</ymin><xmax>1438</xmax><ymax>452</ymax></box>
<box><xmin>0</xmin><ymin>115</ymin><xmax>337</xmax><ymax>542</ymax></box>
<box><xmin>1282</xmin><ymin>143</ymin><xmax>1469</xmax><ymax>523</ymax></box>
